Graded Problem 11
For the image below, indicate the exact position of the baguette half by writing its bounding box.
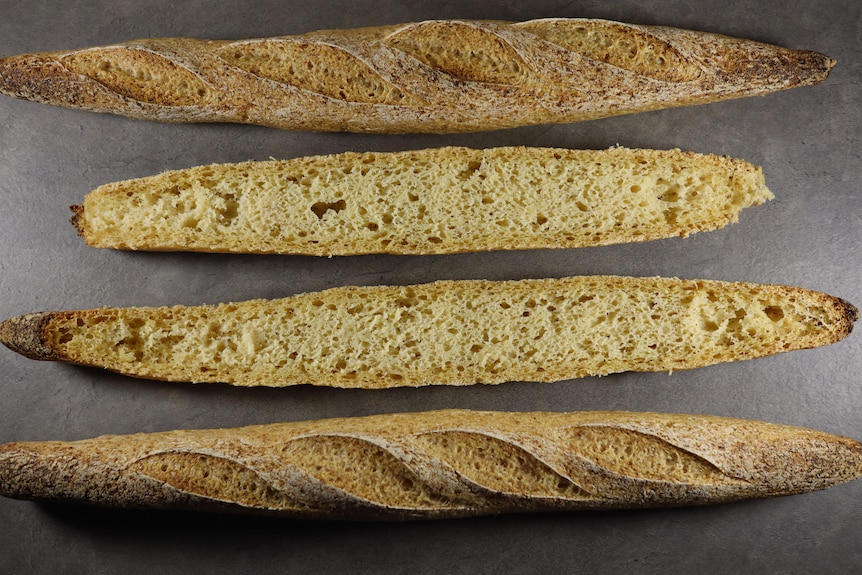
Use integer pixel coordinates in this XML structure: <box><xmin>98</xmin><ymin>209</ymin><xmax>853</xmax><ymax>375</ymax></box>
<box><xmin>70</xmin><ymin>147</ymin><xmax>773</xmax><ymax>255</ymax></box>
<box><xmin>1</xmin><ymin>409</ymin><xmax>860</xmax><ymax>519</ymax></box>
<box><xmin>0</xmin><ymin>276</ymin><xmax>855</xmax><ymax>388</ymax></box>
<box><xmin>0</xmin><ymin>18</ymin><xmax>835</xmax><ymax>133</ymax></box>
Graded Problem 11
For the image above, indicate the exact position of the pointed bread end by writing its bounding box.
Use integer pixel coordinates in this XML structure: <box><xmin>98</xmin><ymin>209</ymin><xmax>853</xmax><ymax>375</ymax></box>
<box><xmin>0</xmin><ymin>312</ymin><xmax>62</xmax><ymax>361</ymax></box>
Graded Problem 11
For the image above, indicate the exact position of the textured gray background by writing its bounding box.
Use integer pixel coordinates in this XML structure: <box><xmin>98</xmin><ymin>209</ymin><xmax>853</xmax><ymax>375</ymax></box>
<box><xmin>0</xmin><ymin>1</ymin><xmax>860</xmax><ymax>573</ymax></box>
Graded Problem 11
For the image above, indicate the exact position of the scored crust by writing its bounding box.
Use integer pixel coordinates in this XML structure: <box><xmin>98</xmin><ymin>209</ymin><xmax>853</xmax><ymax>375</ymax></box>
<box><xmin>1</xmin><ymin>410</ymin><xmax>861</xmax><ymax>518</ymax></box>
<box><xmin>0</xmin><ymin>19</ymin><xmax>836</xmax><ymax>133</ymax></box>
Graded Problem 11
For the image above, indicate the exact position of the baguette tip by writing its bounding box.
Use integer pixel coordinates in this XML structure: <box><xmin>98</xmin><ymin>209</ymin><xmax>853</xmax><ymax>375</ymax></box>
<box><xmin>0</xmin><ymin>54</ymin><xmax>64</xmax><ymax>102</ymax></box>
<box><xmin>835</xmin><ymin>297</ymin><xmax>859</xmax><ymax>339</ymax></box>
<box><xmin>0</xmin><ymin>312</ymin><xmax>61</xmax><ymax>361</ymax></box>
<box><xmin>0</xmin><ymin>443</ymin><xmax>40</xmax><ymax>500</ymax></box>
<box><xmin>69</xmin><ymin>204</ymin><xmax>86</xmax><ymax>238</ymax></box>
<box><xmin>796</xmin><ymin>50</ymin><xmax>837</xmax><ymax>86</ymax></box>
<box><xmin>715</xmin><ymin>45</ymin><xmax>836</xmax><ymax>92</ymax></box>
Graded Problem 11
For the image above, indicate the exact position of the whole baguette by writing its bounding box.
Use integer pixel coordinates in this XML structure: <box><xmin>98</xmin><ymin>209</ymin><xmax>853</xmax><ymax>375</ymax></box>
<box><xmin>70</xmin><ymin>146</ymin><xmax>773</xmax><ymax>255</ymax></box>
<box><xmin>0</xmin><ymin>276</ymin><xmax>855</xmax><ymax>388</ymax></box>
<box><xmin>1</xmin><ymin>409</ymin><xmax>860</xmax><ymax>519</ymax></box>
<box><xmin>0</xmin><ymin>18</ymin><xmax>835</xmax><ymax>133</ymax></box>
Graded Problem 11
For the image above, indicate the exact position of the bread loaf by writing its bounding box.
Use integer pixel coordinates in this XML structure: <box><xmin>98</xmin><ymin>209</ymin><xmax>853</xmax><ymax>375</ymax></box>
<box><xmin>70</xmin><ymin>146</ymin><xmax>773</xmax><ymax>255</ymax></box>
<box><xmin>1</xmin><ymin>409</ymin><xmax>860</xmax><ymax>519</ymax></box>
<box><xmin>0</xmin><ymin>276</ymin><xmax>855</xmax><ymax>388</ymax></box>
<box><xmin>0</xmin><ymin>18</ymin><xmax>835</xmax><ymax>133</ymax></box>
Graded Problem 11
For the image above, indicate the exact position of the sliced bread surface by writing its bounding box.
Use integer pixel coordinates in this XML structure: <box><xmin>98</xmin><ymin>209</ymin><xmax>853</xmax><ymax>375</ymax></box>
<box><xmin>0</xmin><ymin>276</ymin><xmax>855</xmax><ymax>388</ymax></box>
<box><xmin>71</xmin><ymin>147</ymin><xmax>773</xmax><ymax>255</ymax></box>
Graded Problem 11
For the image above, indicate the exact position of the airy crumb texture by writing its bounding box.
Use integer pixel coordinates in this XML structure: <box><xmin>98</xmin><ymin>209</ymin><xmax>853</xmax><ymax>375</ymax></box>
<box><xmin>71</xmin><ymin>147</ymin><xmax>773</xmax><ymax>255</ymax></box>
<box><xmin>1</xmin><ymin>410</ymin><xmax>861</xmax><ymax>519</ymax></box>
<box><xmin>0</xmin><ymin>276</ymin><xmax>855</xmax><ymax>388</ymax></box>
<box><xmin>0</xmin><ymin>19</ymin><xmax>835</xmax><ymax>133</ymax></box>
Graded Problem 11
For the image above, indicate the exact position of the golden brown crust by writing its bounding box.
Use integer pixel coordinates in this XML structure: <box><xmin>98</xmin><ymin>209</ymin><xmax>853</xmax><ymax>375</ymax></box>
<box><xmin>835</xmin><ymin>297</ymin><xmax>860</xmax><ymax>339</ymax></box>
<box><xmin>1</xmin><ymin>410</ymin><xmax>860</xmax><ymax>519</ymax></box>
<box><xmin>0</xmin><ymin>312</ymin><xmax>63</xmax><ymax>361</ymax></box>
<box><xmin>0</xmin><ymin>19</ymin><xmax>836</xmax><ymax>133</ymax></box>
<box><xmin>69</xmin><ymin>204</ymin><xmax>86</xmax><ymax>238</ymax></box>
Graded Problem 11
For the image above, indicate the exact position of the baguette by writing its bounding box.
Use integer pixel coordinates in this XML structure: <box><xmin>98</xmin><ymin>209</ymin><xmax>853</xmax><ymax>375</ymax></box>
<box><xmin>0</xmin><ymin>276</ymin><xmax>855</xmax><ymax>388</ymax></box>
<box><xmin>1</xmin><ymin>409</ymin><xmax>860</xmax><ymax>519</ymax></box>
<box><xmin>70</xmin><ymin>146</ymin><xmax>773</xmax><ymax>255</ymax></box>
<box><xmin>0</xmin><ymin>18</ymin><xmax>835</xmax><ymax>133</ymax></box>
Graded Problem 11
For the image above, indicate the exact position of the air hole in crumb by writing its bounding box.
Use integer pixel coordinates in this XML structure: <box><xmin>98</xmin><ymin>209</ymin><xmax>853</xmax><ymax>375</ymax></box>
<box><xmin>663</xmin><ymin>207</ymin><xmax>680</xmax><ymax>226</ymax></box>
<box><xmin>659</xmin><ymin>187</ymin><xmax>680</xmax><ymax>202</ymax></box>
<box><xmin>764</xmin><ymin>306</ymin><xmax>785</xmax><ymax>321</ymax></box>
<box><xmin>311</xmin><ymin>199</ymin><xmax>347</xmax><ymax>219</ymax></box>
<box><xmin>458</xmin><ymin>160</ymin><xmax>482</xmax><ymax>180</ymax></box>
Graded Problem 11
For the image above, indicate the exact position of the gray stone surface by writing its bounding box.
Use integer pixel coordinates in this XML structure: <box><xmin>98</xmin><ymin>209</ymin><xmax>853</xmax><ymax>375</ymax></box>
<box><xmin>0</xmin><ymin>1</ymin><xmax>859</xmax><ymax>573</ymax></box>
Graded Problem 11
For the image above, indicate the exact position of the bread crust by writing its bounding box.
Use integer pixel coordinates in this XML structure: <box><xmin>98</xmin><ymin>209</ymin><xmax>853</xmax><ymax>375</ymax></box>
<box><xmin>0</xmin><ymin>312</ymin><xmax>62</xmax><ymax>361</ymax></box>
<box><xmin>834</xmin><ymin>297</ymin><xmax>861</xmax><ymax>340</ymax></box>
<box><xmin>0</xmin><ymin>277</ymin><xmax>855</xmax><ymax>388</ymax></box>
<box><xmin>1</xmin><ymin>409</ymin><xmax>860</xmax><ymax>519</ymax></box>
<box><xmin>0</xmin><ymin>19</ymin><xmax>836</xmax><ymax>133</ymax></box>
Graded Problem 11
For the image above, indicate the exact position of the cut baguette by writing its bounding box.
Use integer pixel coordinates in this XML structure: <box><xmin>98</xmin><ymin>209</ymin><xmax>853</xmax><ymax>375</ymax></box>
<box><xmin>70</xmin><ymin>147</ymin><xmax>773</xmax><ymax>255</ymax></box>
<box><xmin>0</xmin><ymin>19</ymin><xmax>835</xmax><ymax>133</ymax></box>
<box><xmin>0</xmin><ymin>276</ymin><xmax>855</xmax><ymax>388</ymax></box>
<box><xmin>1</xmin><ymin>409</ymin><xmax>861</xmax><ymax>519</ymax></box>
